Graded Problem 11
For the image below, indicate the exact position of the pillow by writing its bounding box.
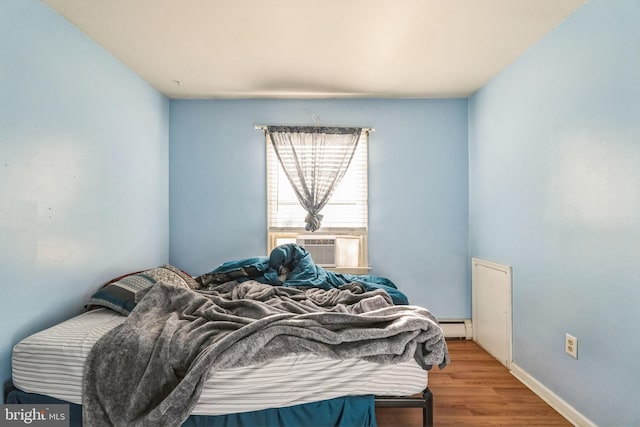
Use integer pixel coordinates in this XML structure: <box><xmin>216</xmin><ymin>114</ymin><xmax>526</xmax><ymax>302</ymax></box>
<box><xmin>143</xmin><ymin>264</ymin><xmax>199</xmax><ymax>290</ymax></box>
<box><xmin>85</xmin><ymin>264</ymin><xmax>199</xmax><ymax>315</ymax></box>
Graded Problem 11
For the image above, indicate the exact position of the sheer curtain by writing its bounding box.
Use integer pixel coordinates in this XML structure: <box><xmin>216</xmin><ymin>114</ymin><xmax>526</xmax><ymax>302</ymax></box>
<box><xmin>267</xmin><ymin>126</ymin><xmax>362</xmax><ymax>232</ymax></box>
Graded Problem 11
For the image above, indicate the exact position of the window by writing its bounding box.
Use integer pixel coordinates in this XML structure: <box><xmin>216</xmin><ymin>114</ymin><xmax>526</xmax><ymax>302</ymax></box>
<box><xmin>266</xmin><ymin>131</ymin><xmax>369</xmax><ymax>272</ymax></box>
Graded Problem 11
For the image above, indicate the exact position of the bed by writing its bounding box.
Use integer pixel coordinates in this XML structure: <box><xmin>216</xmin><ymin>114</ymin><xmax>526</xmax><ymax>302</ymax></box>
<box><xmin>6</xmin><ymin>244</ymin><xmax>449</xmax><ymax>427</ymax></box>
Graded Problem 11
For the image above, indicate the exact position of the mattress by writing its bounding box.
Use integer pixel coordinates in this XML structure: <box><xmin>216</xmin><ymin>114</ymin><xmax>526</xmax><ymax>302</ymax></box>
<box><xmin>12</xmin><ymin>308</ymin><xmax>428</xmax><ymax>416</ymax></box>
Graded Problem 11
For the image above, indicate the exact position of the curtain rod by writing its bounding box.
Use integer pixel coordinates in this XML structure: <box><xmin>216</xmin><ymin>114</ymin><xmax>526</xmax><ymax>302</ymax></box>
<box><xmin>255</xmin><ymin>125</ymin><xmax>374</xmax><ymax>132</ymax></box>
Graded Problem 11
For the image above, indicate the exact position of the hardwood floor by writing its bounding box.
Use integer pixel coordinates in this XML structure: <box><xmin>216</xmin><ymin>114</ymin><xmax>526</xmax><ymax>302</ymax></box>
<box><xmin>376</xmin><ymin>340</ymin><xmax>572</xmax><ymax>427</ymax></box>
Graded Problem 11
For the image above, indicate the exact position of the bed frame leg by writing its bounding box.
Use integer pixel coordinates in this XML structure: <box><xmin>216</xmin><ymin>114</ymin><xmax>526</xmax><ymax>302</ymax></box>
<box><xmin>374</xmin><ymin>386</ymin><xmax>434</xmax><ymax>427</ymax></box>
<box><xmin>3</xmin><ymin>380</ymin><xmax>17</xmax><ymax>403</ymax></box>
<box><xmin>423</xmin><ymin>387</ymin><xmax>433</xmax><ymax>427</ymax></box>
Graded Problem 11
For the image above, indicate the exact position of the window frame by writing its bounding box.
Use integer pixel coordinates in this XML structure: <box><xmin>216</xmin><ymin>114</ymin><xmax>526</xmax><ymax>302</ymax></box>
<box><xmin>265</xmin><ymin>130</ymin><xmax>370</xmax><ymax>272</ymax></box>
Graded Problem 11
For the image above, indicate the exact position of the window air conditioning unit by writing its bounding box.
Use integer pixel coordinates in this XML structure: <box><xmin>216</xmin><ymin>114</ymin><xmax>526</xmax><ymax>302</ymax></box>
<box><xmin>296</xmin><ymin>235</ymin><xmax>336</xmax><ymax>267</ymax></box>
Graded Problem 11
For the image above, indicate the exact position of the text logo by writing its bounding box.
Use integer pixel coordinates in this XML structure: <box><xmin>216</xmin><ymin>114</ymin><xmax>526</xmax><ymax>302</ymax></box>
<box><xmin>0</xmin><ymin>405</ymin><xmax>69</xmax><ymax>427</ymax></box>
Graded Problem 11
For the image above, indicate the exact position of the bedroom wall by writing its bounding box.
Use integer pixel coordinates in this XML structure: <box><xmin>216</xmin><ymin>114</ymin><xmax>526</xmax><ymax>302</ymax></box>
<box><xmin>169</xmin><ymin>98</ymin><xmax>469</xmax><ymax>318</ymax></box>
<box><xmin>0</xmin><ymin>0</ymin><xmax>170</xmax><ymax>400</ymax></box>
<box><xmin>468</xmin><ymin>0</ymin><xmax>639</xmax><ymax>425</ymax></box>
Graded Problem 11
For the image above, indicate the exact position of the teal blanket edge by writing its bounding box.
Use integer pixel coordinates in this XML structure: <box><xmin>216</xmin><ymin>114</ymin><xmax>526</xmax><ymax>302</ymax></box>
<box><xmin>7</xmin><ymin>387</ymin><xmax>377</xmax><ymax>427</ymax></box>
<box><xmin>197</xmin><ymin>244</ymin><xmax>409</xmax><ymax>305</ymax></box>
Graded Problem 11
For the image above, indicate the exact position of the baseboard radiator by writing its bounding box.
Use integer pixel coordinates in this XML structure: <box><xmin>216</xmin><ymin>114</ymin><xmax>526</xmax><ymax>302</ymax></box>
<box><xmin>438</xmin><ymin>319</ymin><xmax>472</xmax><ymax>339</ymax></box>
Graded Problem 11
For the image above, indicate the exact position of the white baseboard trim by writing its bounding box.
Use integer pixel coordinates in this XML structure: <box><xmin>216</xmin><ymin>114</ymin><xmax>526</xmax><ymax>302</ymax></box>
<box><xmin>510</xmin><ymin>363</ymin><xmax>596</xmax><ymax>427</ymax></box>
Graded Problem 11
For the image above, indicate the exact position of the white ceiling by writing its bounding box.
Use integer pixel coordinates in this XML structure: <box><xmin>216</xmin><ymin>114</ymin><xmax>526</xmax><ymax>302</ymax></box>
<box><xmin>42</xmin><ymin>0</ymin><xmax>586</xmax><ymax>99</ymax></box>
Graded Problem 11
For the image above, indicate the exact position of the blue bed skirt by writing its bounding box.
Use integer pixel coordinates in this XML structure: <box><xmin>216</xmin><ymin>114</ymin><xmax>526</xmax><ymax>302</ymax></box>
<box><xmin>5</xmin><ymin>385</ymin><xmax>377</xmax><ymax>427</ymax></box>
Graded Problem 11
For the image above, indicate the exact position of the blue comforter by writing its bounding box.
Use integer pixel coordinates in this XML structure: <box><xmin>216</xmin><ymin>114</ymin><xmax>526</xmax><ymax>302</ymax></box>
<box><xmin>196</xmin><ymin>244</ymin><xmax>409</xmax><ymax>305</ymax></box>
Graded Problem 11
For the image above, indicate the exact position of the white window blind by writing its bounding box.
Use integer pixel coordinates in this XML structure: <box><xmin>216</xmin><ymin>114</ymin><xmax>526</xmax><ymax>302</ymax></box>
<box><xmin>266</xmin><ymin>132</ymin><xmax>368</xmax><ymax>230</ymax></box>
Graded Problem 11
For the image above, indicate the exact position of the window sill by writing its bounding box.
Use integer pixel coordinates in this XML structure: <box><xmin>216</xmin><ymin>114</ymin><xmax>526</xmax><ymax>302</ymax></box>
<box><xmin>325</xmin><ymin>266</ymin><xmax>371</xmax><ymax>275</ymax></box>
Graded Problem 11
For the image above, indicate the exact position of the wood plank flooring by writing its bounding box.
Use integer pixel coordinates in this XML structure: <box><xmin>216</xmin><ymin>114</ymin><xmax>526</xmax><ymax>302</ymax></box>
<box><xmin>376</xmin><ymin>340</ymin><xmax>572</xmax><ymax>427</ymax></box>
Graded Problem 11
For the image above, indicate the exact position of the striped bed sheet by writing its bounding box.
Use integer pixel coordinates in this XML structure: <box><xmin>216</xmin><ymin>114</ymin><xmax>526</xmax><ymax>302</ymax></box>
<box><xmin>12</xmin><ymin>308</ymin><xmax>428</xmax><ymax>416</ymax></box>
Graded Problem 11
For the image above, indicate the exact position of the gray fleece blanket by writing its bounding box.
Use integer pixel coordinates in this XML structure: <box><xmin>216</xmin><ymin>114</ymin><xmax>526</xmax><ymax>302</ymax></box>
<box><xmin>83</xmin><ymin>280</ymin><xmax>449</xmax><ymax>427</ymax></box>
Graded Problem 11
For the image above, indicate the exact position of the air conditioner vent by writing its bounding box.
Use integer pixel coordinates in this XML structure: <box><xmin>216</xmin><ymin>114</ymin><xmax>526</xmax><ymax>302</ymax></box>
<box><xmin>296</xmin><ymin>235</ymin><xmax>336</xmax><ymax>267</ymax></box>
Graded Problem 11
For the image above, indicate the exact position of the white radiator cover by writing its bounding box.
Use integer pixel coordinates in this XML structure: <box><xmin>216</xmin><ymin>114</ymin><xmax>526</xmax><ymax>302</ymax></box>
<box><xmin>438</xmin><ymin>319</ymin><xmax>473</xmax><ymax>339</ymax></box>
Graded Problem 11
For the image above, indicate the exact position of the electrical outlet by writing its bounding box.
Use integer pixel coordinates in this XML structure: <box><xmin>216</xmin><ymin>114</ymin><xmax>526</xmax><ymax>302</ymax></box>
<box><xmin>565</xmin><ymin>333</ymin><xmax>578</xmax><ymax>359</ymax></box>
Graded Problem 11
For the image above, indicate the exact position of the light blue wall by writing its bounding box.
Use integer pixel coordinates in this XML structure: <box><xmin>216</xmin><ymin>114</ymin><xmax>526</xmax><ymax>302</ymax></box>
<box><xmin>169</xmin><ymin>99</ymin><xmax>469</xmax><ymax>317</ymax></box>
<box><xmin>469</xmin><ymin>0</ymin><xmax>639</xmax><ymax>425</ymax></box>
<box><xmin>0</xmin><ymin>0</ymin><xmax>170</xmax><ymax>399</ymax></box>
<box><xmin>9</xmin><ymin>0</ymin><xmax>634</xmax><ymax>423</ymax></box>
